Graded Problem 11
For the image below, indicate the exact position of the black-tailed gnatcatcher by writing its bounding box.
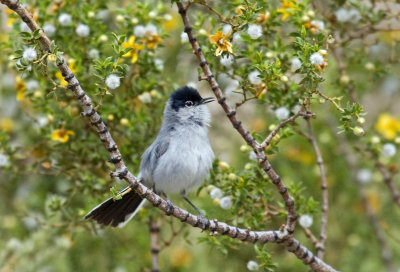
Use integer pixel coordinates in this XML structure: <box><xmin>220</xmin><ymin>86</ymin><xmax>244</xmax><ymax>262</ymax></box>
<box><xmin>85</xmin><ymin>86</ymin><xmax>215</xmax><ymax>227</ymax></box>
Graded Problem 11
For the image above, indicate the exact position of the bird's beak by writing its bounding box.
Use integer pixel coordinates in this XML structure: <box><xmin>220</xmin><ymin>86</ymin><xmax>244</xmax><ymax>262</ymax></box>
<box><xmin>200</xmin><ymin>97</ymin><xmax>215</xmax><ymax>104</ymax></box>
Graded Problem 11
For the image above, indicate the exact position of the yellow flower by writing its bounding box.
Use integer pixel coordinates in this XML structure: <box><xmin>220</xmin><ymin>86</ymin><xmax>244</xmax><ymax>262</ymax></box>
<box><xmin>1</xmin><ymin>118</ymin><xmax>14</xmax><ymax>132</ymax></box>
<box><xmin>209</xmin><ymin>31</ymin><xmax>233</xmax><ymax>56</ymax></box>
<box><xmin>277</xmin><ymin>0</ymin><xmax>297</xmax><ymax>21</ymax></box>
<box><xmin>51</xmin><ymin>127</ymin><xmax>75</xmax><ymax>143</ymax></box>
<box><xmin>375</xmin><ymin>113</ymin><xmax>400</xmax><ymax>140</ymax></box>
<box><xmin>56</xmin><ymin>59</ymin><xmax>76</xmax><ymax>86</ymax></box>
<box><xmin>141</xmin><ymin>33</ymin><xmax>162</xmax><ymax>50</ymax></box>
<box><xmin>122</xmin><ymin>36</ymin><xmax>145</xmax><ymax>63</ymax></box>
<box><xmin>14</xmin><ymin>76</ymin><xmax>27</xmax><ymax>101</ymax></box>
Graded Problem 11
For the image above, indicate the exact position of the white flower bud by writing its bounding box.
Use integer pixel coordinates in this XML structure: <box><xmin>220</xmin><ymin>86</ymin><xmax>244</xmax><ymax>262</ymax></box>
<box><xmin>76</xmin><ymin>24</ymin><xmax>90</xmax><ymax>37</ymax></box>
<box><xmin>357</xmin><ymin>117</ymin><xmax>366</xmax><ymax>124</ymax></box>
<box><xmin>181</xmin><ymin>32</ymin><xmax>189</xmax><ymax>43</ymax></box>
<box><xmin>219</xmin><ymin>196</ymin><xmax>233</xmax><ymax>209</ymax></box>
<box><xmin>353</xmin><ymin>126</ymin><xmax>365</xmax><ymax>136</ymax></box>
<box><xmin>154</xmin><ymin>59</ymin><xmax>164</xmax><ymax>71</ymax></box>
<box><xmin>88</xmin><ymin>48</ymin><xmax>100</xmax><ymax>59</ymax></box>
<box><xmin>290</xmin><ymin>57</ymin><xmax>302</xmax><ymax>72</ymax></box>
<box><xmin>26</xmin><ymin>80</ymin><xmax>39</xmax><ymax>91</ymax></box>
<box><xmin>105</xmin><ymin>74</ymin><xmax>120</xmax><ymax>89</ymax></box>
<box><xmin>138</xmin><ymin>92</ymin><xmax>152</xmax><ymax>104</ymax></box>
<box><xmin>299</xmin><ymin>214</ymin><xmax>313</xmax><ymax>228</ymax></box>
<box><xmin>134</xmin><ymin>25</ymin><xmax>146</xmax><ymax>37</ymax></box>
<box><xmin>43</xmin><ymin>24</ymin><xmax>56</xmax><ymax>37</ymax></box>
<box><xmin>247</xmin><ymin>260</ymin><xmax>259</xmax><ymax>271</ymax></box>
<box><xmin>275</xmin><ymin>107</ymin><xmax>290</xmax><ymax>120</ymax></box>
<box><xmin>382</xmin><ymin>143</ymin><xmax>396</xmax><ymax>157</ymax></box>
<box><xmin>247</xmin><ymin>24</ymin><xmax>262</xmax><ymax>39</ymax></box>
<box><xmin>58</xmin><ymin>13</ymin><xmax>72</xmax><ymax>26</ymax></box>
<box><xmin>145</xmin><ymin>24</ymin><xmax>158</xmax><ymax>35</ymax></box>
<box><xmin>248</xmin><ymin>71</ymin><xmax>261</xmax><ymax>85</ymax></box>
<box><xmin>23</xmin><ymin>47</ymin><xmax>37</xmax><ymax>62</ymax></box>
<box><xmin>210</xmin><ymin>188</ymin><xmax>222</xmax><ymax>199</ymax></box>
<box><xmin>357</xmin><ymin>169</ymin><xmax>372</xmax><ymax>184</ymax></box>
<box><xmin>310</xmin><ymin>52</ymin><xmax>324</xmax><ymax>66</ymax></box>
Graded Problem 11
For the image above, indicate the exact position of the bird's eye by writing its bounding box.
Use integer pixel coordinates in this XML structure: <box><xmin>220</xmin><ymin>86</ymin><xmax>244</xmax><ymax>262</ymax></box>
<box><xmin>185</xmin><ymin>101</ymin><xmax>194</xmax><ymax>107</ymax></box>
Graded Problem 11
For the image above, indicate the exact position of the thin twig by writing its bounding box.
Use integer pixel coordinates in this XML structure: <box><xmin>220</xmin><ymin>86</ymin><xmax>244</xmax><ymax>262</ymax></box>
<box><xmin>261</xmin><ymin>111</ymin><xmax>315</xmax><ymax>148</ymax></box>
<box><xmin>303</xmin><ymin>227</ymin><xmax>320</xmax><ymax>249</ymax></box>
<box><xmin>376</xmin><ymin>162</ymin><xmax>400</xmax><ymax>208</ymax></box>
<box><xmin>159</xmin><ymin>217</ymin><xmax>186</xmax><ymax>251</ymax></box>
<box><xmin>149</xmin><ymin>217</ymin><xmax>161</xmax><ymax>272</ymax></box>
<box><xmin>305</xmin><ymin>119</ymin><xmax>328</xmax><ymax>260</ymax></box>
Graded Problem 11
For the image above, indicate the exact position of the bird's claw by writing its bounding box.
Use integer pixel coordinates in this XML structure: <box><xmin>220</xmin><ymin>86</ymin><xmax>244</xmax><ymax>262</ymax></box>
<box><xmin>198</xmin><ymin>213</ymin><xmax>209</xmax><ymax>232</ymax></box>
<box><xmin>166</xmin><ymin>198</ymin><xmax>174</xmax><ymax>216</ymax></box>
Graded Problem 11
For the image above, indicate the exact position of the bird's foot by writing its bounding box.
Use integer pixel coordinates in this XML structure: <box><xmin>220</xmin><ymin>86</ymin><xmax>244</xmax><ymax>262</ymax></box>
<box><xmin>197</xmin><ymin>213</ymin><xmax>210</xmax><ymax>232</ymax></box>
<box><xmin>165</xmin><ymin>198</ymin><xmax>174</xmax><ymax>216</ymax></box>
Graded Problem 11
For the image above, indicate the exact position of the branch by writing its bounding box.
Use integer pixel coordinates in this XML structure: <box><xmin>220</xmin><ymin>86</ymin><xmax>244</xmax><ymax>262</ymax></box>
<box><xmin>176</xmin><ymin>2</ymin><xmax>337</xmax><ymax>272</ymax></box>
<box><xmin>260</xmin><ymin>111</ymin><xmax>315</xmax><ymax>148</ymax></box>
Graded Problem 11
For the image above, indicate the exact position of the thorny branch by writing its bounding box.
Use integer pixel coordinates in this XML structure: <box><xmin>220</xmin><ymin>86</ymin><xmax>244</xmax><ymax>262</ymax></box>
<box><xmin>2</xmin><ymin>0</ymin><xmax>337</xmax><ymax>271</ymax></box>
<box><xmin>177</xmin><ymin>2</ymin><xmax>337</xmax><ymax>272</ymax></box>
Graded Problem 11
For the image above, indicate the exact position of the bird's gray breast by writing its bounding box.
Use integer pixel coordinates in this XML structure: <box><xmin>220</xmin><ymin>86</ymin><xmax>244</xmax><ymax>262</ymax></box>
<box><xmin>140</xmin><ymin>124</ymin><xmax>214</xmax><ymax>194</ymax></box>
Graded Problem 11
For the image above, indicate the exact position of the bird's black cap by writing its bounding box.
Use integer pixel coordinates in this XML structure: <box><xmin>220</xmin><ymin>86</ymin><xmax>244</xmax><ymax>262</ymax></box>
<box><xmin>170</xmin><ymin>86</ymin><xmax>203</xmax><ymax>111</ymax></box>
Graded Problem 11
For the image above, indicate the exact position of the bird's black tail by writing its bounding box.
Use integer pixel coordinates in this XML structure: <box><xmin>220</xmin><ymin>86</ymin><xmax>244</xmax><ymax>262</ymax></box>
<box><xmin>84</xmin><ymin>186</ymin><xmax>145</xmax><ymax>228</ymax></box>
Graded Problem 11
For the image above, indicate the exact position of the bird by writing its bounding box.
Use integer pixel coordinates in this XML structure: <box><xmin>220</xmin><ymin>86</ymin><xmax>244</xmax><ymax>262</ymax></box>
<box><xmin>85</xmin><ymin>86</ymin><xmax>215</xmax><ymax>228</ymax></box>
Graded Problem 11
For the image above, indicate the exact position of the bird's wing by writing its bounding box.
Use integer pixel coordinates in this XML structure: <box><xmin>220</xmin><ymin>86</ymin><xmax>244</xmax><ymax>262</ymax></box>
<box><xmin>139</xmin><ymin>137</ymin><xmax>170</xmax><ymax>183</ymax></box>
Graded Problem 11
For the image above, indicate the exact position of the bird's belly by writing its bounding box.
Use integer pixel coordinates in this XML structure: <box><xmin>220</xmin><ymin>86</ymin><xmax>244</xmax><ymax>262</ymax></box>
<box><xmin>152</xmin><ymin>137</ymin><xmax>213</xmax><ymax>194</ymax></box>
